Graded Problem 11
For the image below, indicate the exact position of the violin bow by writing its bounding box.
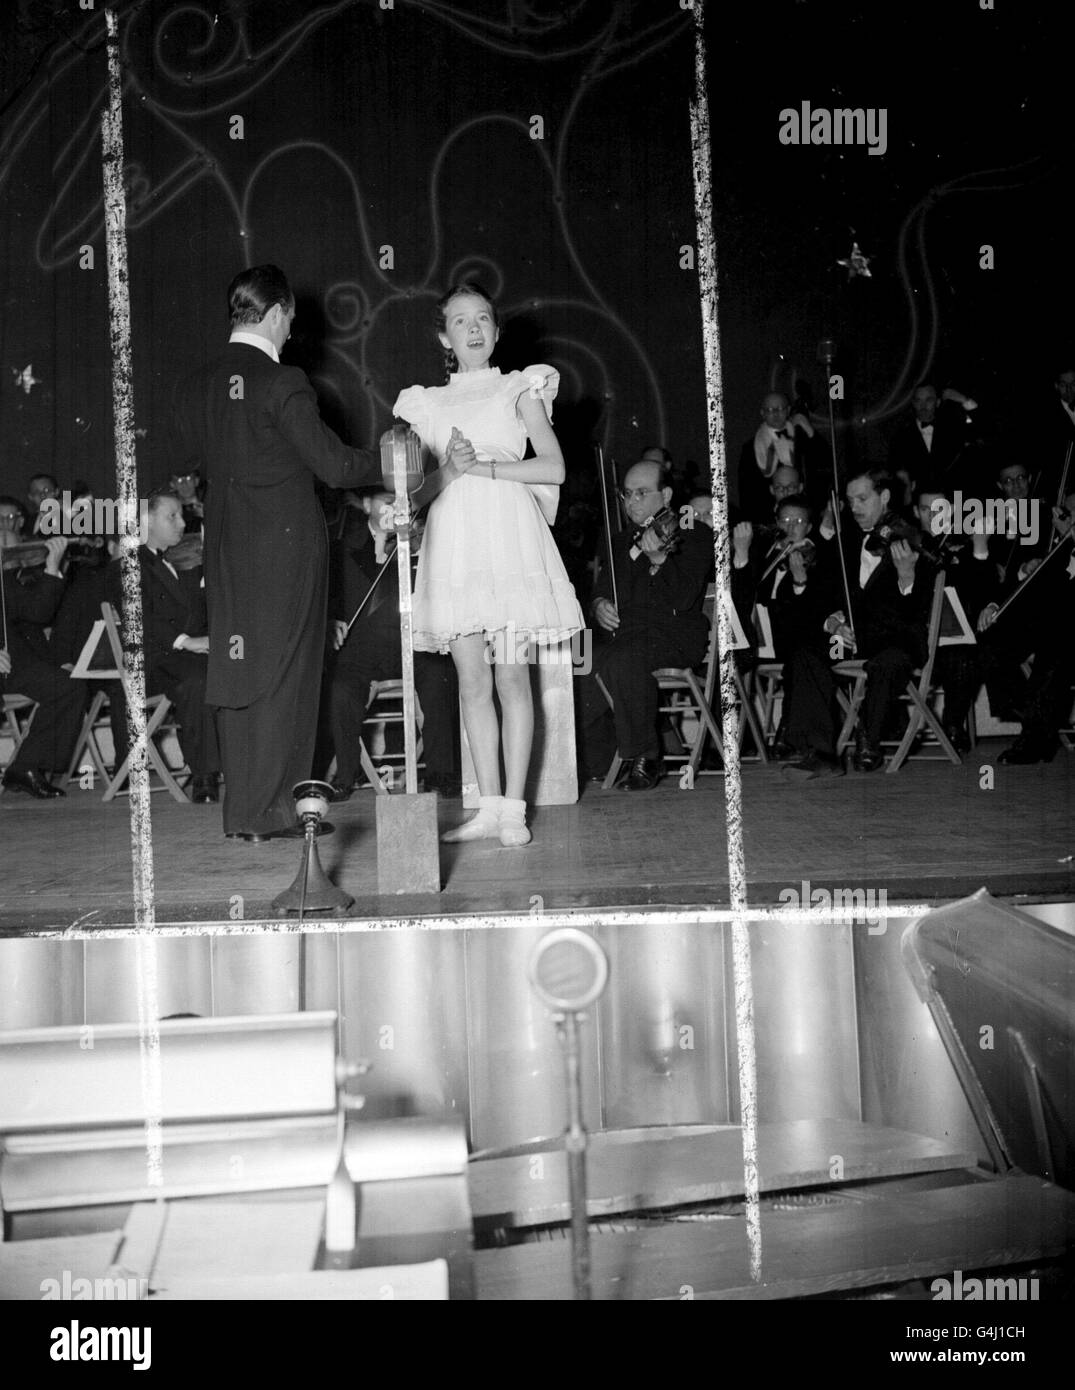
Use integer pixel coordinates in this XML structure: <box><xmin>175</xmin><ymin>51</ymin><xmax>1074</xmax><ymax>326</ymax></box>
<box><xmin>988</xmin><ymin>525</ymin><xmax>1074</xmax><ymax>626</ymax></box>
<box><xmin>594</xmin><ymin>442</ymin><xmax>620</xmax><ymax>614</ymax></box>
<box><xmin>340</xmin><ymin>539</ymin><xmax>398</xmax><ymax>641</ymax></box>
<box><xmin>823</xmin><ymin>350</ymin><xmax>856</xmax><ymax>646</ymax></box>
<box><xmin>1049</xmin><ymin>442</ymin><xmax>1073</xmax><ymax>553</ymax></box>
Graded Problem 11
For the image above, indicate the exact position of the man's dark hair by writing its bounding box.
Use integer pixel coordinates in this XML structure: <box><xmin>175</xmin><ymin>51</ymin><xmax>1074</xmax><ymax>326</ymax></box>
<box><xmin>641</xmin><ymin>444</ymin><xmax>672</xmax><ymax>465</ymax></box>
<box><xmin>775</xmin><ymin>492</ymin><xmax>813</xmax><ymax>520</ymax></box>
<box><xmin>27</xmin><ymin>472</ymin><xmax>58</xmax><ymax>490</ymax></box>
<box><xmin>228</xmin><ymin>264</ymin><xmax>294</xmax><ymax>327</ymax></box>
<box><xmin>912</xmin><ymin>483</ymin><xmax>950</xmax><ymax>506</ymax></box>
<box><xmin>848</xmin><ymin>466</ymin><xmax>896</xmax><ymax>499</ymax></box>
<box><xmin>0</xmin><ymin>493</ymin><xmax>25</xmax><ymax>517</ymax></box>
<box><xmin>147</xmin><ymin>487</ymin><xmax>181</xmax><ymax>514</ymax></box>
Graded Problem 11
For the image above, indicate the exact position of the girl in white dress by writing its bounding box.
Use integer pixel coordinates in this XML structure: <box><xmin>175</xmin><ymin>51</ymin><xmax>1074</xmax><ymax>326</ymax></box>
<box><xmin>393</xmin><ymin>283</ymin><xmax>584</xmax><ymax>845</ymax></box>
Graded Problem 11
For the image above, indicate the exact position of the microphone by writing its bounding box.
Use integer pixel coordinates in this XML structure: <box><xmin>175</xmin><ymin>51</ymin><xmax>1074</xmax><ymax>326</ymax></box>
<box><xmin>528</xmin><ymin>929</ymin><xmax>609</xmax><ymax>1300</ymax></box>
<box><xmin>817</xmin><ymin>337</ymin><xmax>837</xmax><ymax>368</ymax></box>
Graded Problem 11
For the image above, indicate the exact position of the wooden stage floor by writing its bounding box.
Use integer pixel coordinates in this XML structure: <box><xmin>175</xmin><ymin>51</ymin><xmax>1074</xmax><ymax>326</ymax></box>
<box><xmin>0</xmin><ymin>737</ymin><xmax>1072</xmax><ymax>933</ymax></box>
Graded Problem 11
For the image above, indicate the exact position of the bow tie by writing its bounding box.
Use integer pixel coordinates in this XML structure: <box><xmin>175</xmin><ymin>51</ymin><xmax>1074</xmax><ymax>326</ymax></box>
<box><xmin>919</xmin><ymin>422</ymin><xmax>933</xmax><ymax>431</ymax></box>
<box><xmin>774</xmin><ymin>428</ymin><xmax>790</xmax><ymax>439</ymax></box>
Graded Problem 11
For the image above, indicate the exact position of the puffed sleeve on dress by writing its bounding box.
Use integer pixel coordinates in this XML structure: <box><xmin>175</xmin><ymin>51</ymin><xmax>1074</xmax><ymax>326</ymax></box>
<box><xmin>393</xmin><ymin>385</ymin><xmax>430</xmax><ymax>438</ymax></box>
<box><xmin>510</xmin><ymin>364</ymin><xmax>560</xmax><ymax>422</ymax></box>
<box><xmin>508</xmin><ymin>365</ymin><xmax>562</xmax><ymax>527</ymax></box>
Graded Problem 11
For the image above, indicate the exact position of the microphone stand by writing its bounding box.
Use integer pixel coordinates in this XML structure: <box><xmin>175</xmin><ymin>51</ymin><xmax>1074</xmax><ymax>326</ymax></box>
<box><xmin>556</xmin><ymin>1009</ymin><xmax>592</xmax><ymax>1300</ymax></box>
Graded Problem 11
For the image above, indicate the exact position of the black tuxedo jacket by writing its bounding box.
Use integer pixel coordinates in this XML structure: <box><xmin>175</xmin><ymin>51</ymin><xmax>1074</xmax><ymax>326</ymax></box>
<box><xmin>172</xmin><ymin>343</ymin><xmax>380</xmax><ymax>708</ymax></box>
<box><xmin>330</xmin><ymin>513</ymin><xmax>401</xmax><ymax>637</ymax></box>
<box><xmin>887</xmin><ymin>403</ymin><xmax>969</xmax><ymax>488</ymax></box>
<box><xmin>818</xmin><ymin>527</ymin><xmax>931</xmax><ymax>664</ymax></box>
<box><xmin>593</xmin><ymin>521</ymin><xmax>713</xmax><ymax>649</ymax></box>
<box><xmin>735</xmin><ymin>531</ymin><xmax>839</xmax><ymax>660</ymax></box>
<box><xmin>1037</xmin><ymin>400</ymin><xmax>1075</xmax><ymax>504</ymax></box>
<box><xmin>0</xmin><ymin>570</ymin><xmax>65</xmax><ymax>684</ymax></box>
<box><xmin>107</xmin><ymin>549</ymin><xmax>207</xmax><ymax>666</ymax></box>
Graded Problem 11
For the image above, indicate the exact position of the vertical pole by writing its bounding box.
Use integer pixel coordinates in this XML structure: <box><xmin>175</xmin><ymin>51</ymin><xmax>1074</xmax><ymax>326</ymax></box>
<box><xmin>687</xmin><ymin>0</ymin><xmax>762</xmax><ymax>1280</ymax></box>
<box><xmin>559</xmin><ymin>1012</ymin><xmax>591</xmax><ymax>1300</ymax></box>
<box><xmin>393</xmin><ymin>432</ymin><xmax>418</xmax><ymax>795</ymax></box>
<box><xmin>102</xmin><ymin>6</ymin><xmax>162</xmax><ymax>1188</ymax></box>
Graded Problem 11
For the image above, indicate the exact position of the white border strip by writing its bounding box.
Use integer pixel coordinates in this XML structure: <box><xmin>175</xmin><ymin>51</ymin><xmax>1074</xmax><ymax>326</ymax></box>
<box><xmin>102</xmin><ymin>6</ymin><xmax>162</xmax><ymax>1187</ymax></box>
<box><xmin>688</xmin><ymin>0</ymin><xmax>762</xmax><ymax>1282</ymax></box>
<box><xmin>41</xmin><ymin>901</ymin><xmax>942</xmax><ymax>940</ymax></box>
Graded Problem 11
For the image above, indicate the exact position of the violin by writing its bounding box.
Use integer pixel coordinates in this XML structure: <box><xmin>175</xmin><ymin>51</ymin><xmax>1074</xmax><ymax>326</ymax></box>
<box><xmin>864</xmin><ymin>510</ymin><xmax>925</xmax><ymax>557</ymax></box>
<box><xmin>630</xmin><ymin>506</ymin><xmax>682</xmax><ymax>557</ymax></box>
<box><xmin>164</xmin><ymin>534</ymin><xmax>204</xmax><ymax>572</ymax></box>
<box><xmin>0</xmin><ymin>537</ymin><xmax>107</xmax><ymax>572</ymax></box>
<box><xmin>760</xmin><ymin>535</ymin><xmax>817</xmax><ymax>582</ymax></box>
<box><xmin>1</xmin><ymin>540</ymin><xmax>51</xmax><ymax>572</ymax></box>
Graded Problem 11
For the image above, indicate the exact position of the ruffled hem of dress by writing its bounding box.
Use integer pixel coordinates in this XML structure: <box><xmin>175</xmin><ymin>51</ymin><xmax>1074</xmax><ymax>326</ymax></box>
<box><xmin>414</xmin><ymin>623</ymin><xmax>582</xmax><ymax>656</ymax></box>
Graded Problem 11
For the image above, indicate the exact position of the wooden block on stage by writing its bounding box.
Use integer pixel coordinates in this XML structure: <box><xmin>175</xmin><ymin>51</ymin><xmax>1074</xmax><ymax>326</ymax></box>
<box><xmin>463</xmin><ymin>647</ymin><xmax>579</xmax><ymax>808</ymax></box>
<box><xmin>376</xmin><ymin>792</ymin><xmax>441</xmax><ymax>895</ymax></box>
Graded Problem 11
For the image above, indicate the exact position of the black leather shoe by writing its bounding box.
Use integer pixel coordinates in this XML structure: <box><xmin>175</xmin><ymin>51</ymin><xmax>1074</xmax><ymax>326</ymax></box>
<box><xmin>226</xmin><ymin>823</ymin><xmax>335</xmax><ymax>843</ymax></box>
<box><xmin>190</xmin><ymin>776</ymin><xmax>219</xmax><ymax>804</ymax></box>
<box><xmin>2</xmin><ymin>768</ymin><xmax>65</xmax><ymax>798</ymax></box>
<box><xmin>941</xmin><ymin>722</ymin><xmax>970</xmax><ymax>756</ymax></box>
<box><xmin>852</xmin><ymin>739</ymin><xmax>885</xmax><ymax>773</ymax></box>
<box><xmin>781</xmin><ymin>753</ymin><xmax>845</xmax><ymax>782</ymax></box>
<box><xmin>625</xmin><ymin>755</ymin><xmax>661</xmax><ymax>790</ymax></box>
<box><xmin>998</xmin><ymin>738</ymin><xmax>1058</xmax><ymax>765</ymax></box>
<box><xmin>329</xmin><ymin>781</ymin><xmax>353</xmax><ymax>802</ymax></box>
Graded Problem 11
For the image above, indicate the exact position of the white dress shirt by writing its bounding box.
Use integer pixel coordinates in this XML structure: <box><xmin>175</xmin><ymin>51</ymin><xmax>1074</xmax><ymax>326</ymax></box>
<box><xmin>228</xmin><ymin>330</ymin><xmax>279</xmax><ymax>363</ymax></box>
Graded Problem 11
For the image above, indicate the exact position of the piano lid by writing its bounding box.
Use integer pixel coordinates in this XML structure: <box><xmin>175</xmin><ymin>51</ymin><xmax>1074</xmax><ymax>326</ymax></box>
<box><xmin>901</xmin><ymin>890</ymin><xmax>1074</xmax><ymax>1189</ymax></box>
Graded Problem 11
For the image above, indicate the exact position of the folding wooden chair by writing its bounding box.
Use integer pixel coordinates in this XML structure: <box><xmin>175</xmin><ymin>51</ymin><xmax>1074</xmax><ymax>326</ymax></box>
<box><xmin>599</xmin><ymin>584</ymin><xmax>769</xmax><ymax>789</ymax></box>
<box><xmin>66</xmin><ymin>601</ymin><xmax>189</xmax><ymax>802</ymax></box>
<box><xmin>751</xmin><ymin>602</ymin><xmax>784</xmax><ymax>748</ymax></box>
<box><xmin>833</xmin><ymin>570</ymin><xmax>961</xmax><ymax>773</ymax></box>
<box><xmin>1</xmin><ymin>694</ymin><xmax>38</xmax><ymax>771</ymax></box>
<box><xmin>328</xmin><ymin>678</ymin><xmax>424</xmax><ymax>795</ymax></box>
<box><xmin>64</xmin><ymin>615</ymin><xmax>115</xmax><ymax>786</ymax></box>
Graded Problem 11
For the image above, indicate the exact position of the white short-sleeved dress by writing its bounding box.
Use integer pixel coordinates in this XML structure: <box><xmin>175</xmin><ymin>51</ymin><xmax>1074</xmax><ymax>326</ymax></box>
<box><xmin>393</xmin><ymin>364</ymin><xmax>585</xmax><ymax>654</ymax></box>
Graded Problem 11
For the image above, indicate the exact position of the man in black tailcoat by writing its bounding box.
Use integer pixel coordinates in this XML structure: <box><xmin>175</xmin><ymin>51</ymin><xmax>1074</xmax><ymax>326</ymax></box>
<box><xmin>172</xmin><ymin>265</ymin><xmax>380</xmax><ymax>840</ymax></box>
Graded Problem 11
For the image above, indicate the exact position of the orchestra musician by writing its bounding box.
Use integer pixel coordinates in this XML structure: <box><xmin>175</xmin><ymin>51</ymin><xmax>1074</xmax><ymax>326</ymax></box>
<box><xmin>781</xmin><ymin>467</ymin><xmax>931</xmax><ymax>779</ymax></box>
<box><xmin>912</xmin><ymin>486</ymin><xmax>995</xmax><ymax>754</ymax></box>
<box><xmin>105</xmin><ymin>490</ymin><xmax>221</xmax><ymax>803</ymax></box>
<box><xmin>578</xmin><ymin>458</ymin><xmax>713</xmax><ymax>790</ymax></box>
<box><xmin>323</xmin><ymin>489</ymin><xmax>460</xmax><ymax>800</ymax></box>
<box><xmin>172</xmin><ymin>265</ymin><xmax>381</xmax><ymax>842</ymax></box>
<box><xmin>0</xmin><ymin>537</ymin><xmax>84</xmax><ymax>798</ymax></box>
<box><xmin>978</xmin><ymin>492</ymin><xmax>1075</xmax><ymax>763</ymax></box>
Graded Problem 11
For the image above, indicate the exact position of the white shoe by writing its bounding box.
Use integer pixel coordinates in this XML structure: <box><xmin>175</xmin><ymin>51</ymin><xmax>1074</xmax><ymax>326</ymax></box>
<box><xmin>498</xmin><ymin>797</ymin><xmax>531</xmax><ymax>847</ymax></box>
<box><xmin>441</xmin><ymin>795</ymin><xmax>503</xmax><ymax>843</ymax></box>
